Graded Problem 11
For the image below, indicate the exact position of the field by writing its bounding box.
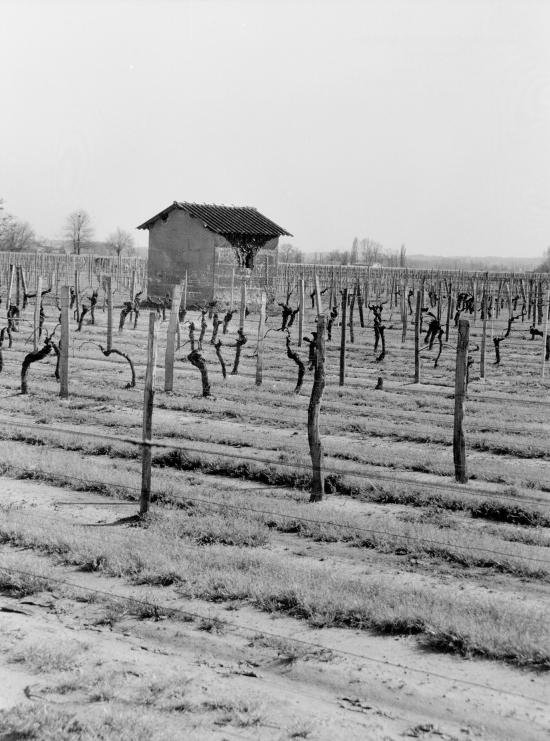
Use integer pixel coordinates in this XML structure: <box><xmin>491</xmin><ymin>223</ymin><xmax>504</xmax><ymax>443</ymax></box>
<box><xmin>0</xmin><ymin>281</ymin><xmax>549</xmax><ymax>741</ymax></box>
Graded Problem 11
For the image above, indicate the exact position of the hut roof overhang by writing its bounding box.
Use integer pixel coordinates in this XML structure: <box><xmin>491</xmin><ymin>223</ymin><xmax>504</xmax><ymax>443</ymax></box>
<box><xmin>136</xmin><ymin>201</ymin><xmax>292</xmax><ymax>242</ymax></box>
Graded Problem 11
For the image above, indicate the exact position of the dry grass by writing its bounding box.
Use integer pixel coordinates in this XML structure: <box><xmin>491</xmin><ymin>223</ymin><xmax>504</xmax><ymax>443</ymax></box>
<box><xmin>8</xmin><ymin>640</ymin><xmax>87</xmax><ymax>674</ymax></box>
<box><xmin>1</xmin><ymin>509</ymin><xmax>549</xmax><ymax>667</ymax></box>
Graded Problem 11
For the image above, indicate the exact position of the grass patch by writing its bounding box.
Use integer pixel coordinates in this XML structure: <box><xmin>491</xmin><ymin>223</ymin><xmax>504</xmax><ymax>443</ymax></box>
<box><xmin>1</xmin><ymin>510</ymin><xmax>549</xmax><ymax>668</ymax></box>
<box><xmin>8</xmin><ymin>641</ymin><xmax>87</xmax><ymax>674</ymax></box>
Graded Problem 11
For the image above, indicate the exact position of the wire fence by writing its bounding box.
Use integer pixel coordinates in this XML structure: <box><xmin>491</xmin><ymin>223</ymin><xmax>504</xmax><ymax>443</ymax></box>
<box><xmin>0</xmin><ymin>563</ymin><xmax>545</xmax><ymax>706</ymax></box>
<box><xmin>1</xmin><ymin>415</ymin><xmax>549</xmax><ymax>510</ymax></box>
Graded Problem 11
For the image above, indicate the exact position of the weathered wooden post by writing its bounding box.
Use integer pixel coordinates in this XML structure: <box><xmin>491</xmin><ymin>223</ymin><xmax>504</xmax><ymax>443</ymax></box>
<box><xmin>445</xmin><ymin>282</ymin><xmax>452</xmax><ymax>341</ymax></box>
<box><xmin>33</xmin><ymin>277</ymin><xmax>42</xmax><ymax>351</ymax></box>
<box><xmin>401</xmin><ymin>278</ymin><xmax>407</xmax><ymax>343</ymax></box>
<box><xmin>238</xmin><ymin>268</ymin><xmax>250</xmax><ymax>329</ymax></box>
<box><xmin>314</xmin><ymin>274</ymin><xmax>323</xmax><ymax>315</ymax></box>
<box><xmin>59</xmin><ymin>285</ymin><xmax>70</xmax><ymax>399</ymax></box>
<box><xmin>364</xmin><ymin>267</ymin><xmax>370</xmax><ymax>326</ymax></box>
<box><xmin>256</xmin><ymin>291</ymin><xmax>267</xmax><ymax>386</ymax></box>
<box><xmin>309</xmin><ymin>313</ymin><xmax>326</xmax><ymax>502</ymax></box>
<box><xmin>164</xmin><ymin>283</ymin><xmax>183</xmax><ymax>392</ymax></box>
<box><xmin>105</xmin><ymin>275</ymin><xmax>113</xmax><ymax>352</ymax></box>
<box><xmin>182</xmin><ymin>270</ymin><xmax>188</xmax><ymax>311</ymax></box>
<box><xmin>18</xmin><ymin>267</ymin><xmax>26</xmax><ymax>307</ymax></box>
<box><xmin>480</xmin><ymin>284</ymin><xmax>488</xmax><ymax>381</ymax></box>
<box><xmin>348</xmin><ymin>284</ymin><xmax>356</xmax><ymax>343</ymax></box>
<box><xmin>230</xmin><ymin>267</ymin><xmax>235</xmax><ymax>310</ymax></box>
<box><xmin>414</xmin><ymin>290</ymin><xmax>422</xmax><ymax>383</ymax></box>
<box><xmin>453</xmin><ymin>319</ymin><xmax>469</xmax><ymax>484</ymax></box>
<box><xmin>6</xmin><ymin>264</ymin><xmax>14</xmax><ymax>312</ymax></box>
<box><xmin>542</xmin><ymin>287</ymin><xmax>550</xmax><ymax>378</ymax></box>
<box><xmin>357</xmin><ymin>280</ymin><xmax>365</xmax><ymax>328</ymax></box>
<box><xmin>74</xmin><ymin>270</ymin><xmax>80</xmax><ymax>322</ymax></box>
<box><xmin>140</xmin><ymin>312</ymin><xmax>159</xmax><ymax>516</ymax></box>
<box><xmin>298</xmin><ymin>277</ymin><xmax>305</xmax><ymax>347</ymax></box>
<box><xmin>130</xmin><ymin>269</ymin><xmax>136</xmax><ymax>303</ymax></box>
<box><xmin>339</xmin><ymin>287</ymin><xmax>347</xmax><ymax>386</ymax></box>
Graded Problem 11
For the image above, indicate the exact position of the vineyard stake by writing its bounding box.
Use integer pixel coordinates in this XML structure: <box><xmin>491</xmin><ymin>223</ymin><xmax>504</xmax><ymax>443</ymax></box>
<box><xmin>401</xmin><ymin>278</ymin><xmax>407</xmax><ymax>343</ymax></box>
<box><xmin>105</xmin><ymin>275</ymin><xmax>113</xmax><ymax>352</ymax></box>
<box><xmin>140</xmin><ymin>312</ymin><xmax>159</xmax><ymax>516</ymax></box>
<box><xmin>314</xmin><ymin>274</ymin><xmax>323</xmax><ymax>315</ymax></box>
<box><xmin>542</xmin><ymin>288</ymin><xmax>549</xmax><ymax>378</ymax></box>
<box><xmin>6</xmin><ymin>264</ymin><xmax>14</xmax><ymax>313</ymax></box>
<box><xmin>18</xmin><ymin>266</ymin><xmax>26</xmax><ymax>308</ymax></box>
<box><xmin>256</xmin><ymin>291</ymin><xmax>266</xmax><ymax>386</ymax></box>
<box><xmin>164</xmin><ymin>283</ymin><xmax>183</xmax><ymax>392</ymax></box>
<box><xmin>348</xmin><ymin>284</ymin><xmax>356</xmax><ymax>343</ymax></box>
<box><xmin>130</xmin><ymin>269</ymin><xmax>136</xmax><ymax>303</ymax></box>
<box><xmin>480</xmin><ymin>284</ymin><xmax>487</xmax><ymax>382</ymax></box>
<box><xmin>74</xmin><ymin>270</ymin><xmax>80</xmax><ymax>323</ymax></box>
<box><xmin>298</xmin><ymin>277</ymin><xmax>305</xmax><ymax>347</ymax></box>
<box><xmin>357</xmin><ymin>280</ymin><xmax>364</xmax><ymax>328</ymax></box>
<box><xmin>183</xmin><ymin>270</ymin><xmax>188</xmax><ymax>311</ymax></box>
<box><xmin>59</xmin><ymin>285</ymin><xmax>70</xmax><ymax>399</ymax></box>
<box><xmin>239</xmin><ymin>272</ymin><xmax>248</xmax><ymax>329</ymax></box>
<box><xmin>445</xmin><ymin>282</ymin><xmax>452</xmax><ymax>341</ymax></box>
<box><xmin>453</xmin><ymin>319</ymin><xmax>469</xmax><ymax>484</ymax></box>
<box><xmin>33</xmin><ymin>277</ymin><xmax>42</xmax><ymax>352</ymax></box>
<box><xmin>309</xmin><ymin>313</ymin><xmax>326</xmax><ymax>502</ymax></box>
<box><xmin>414</xmin><ymin>290</ymin><xmax>422</xmax><ymax>383</ymax></box>
<box><xmin>339</xmin><ymin>287</ymin><xmax>347</xmax><ymax>386</ymax></box>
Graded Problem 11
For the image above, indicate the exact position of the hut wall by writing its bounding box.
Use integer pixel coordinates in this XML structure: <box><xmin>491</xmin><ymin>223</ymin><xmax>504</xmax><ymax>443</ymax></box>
<box><xmin>147</xmin><ymin>209</ymin><xmax>279</xmax><ymax>304</ymax></box>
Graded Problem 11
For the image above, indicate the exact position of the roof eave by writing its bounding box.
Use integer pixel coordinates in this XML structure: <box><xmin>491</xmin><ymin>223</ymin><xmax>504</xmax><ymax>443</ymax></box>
<box><xmin>136</xmin><ymin>201</ymin><xmax>180</xmax><ymax>230</ymax></box>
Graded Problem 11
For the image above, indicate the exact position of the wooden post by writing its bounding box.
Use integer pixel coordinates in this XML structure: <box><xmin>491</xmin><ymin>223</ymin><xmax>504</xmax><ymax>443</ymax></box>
<box><xmin>140</xmin><ymin>312</ymin><xmax>159</xmax><ymax>516</ymax></box>
<box><xmin>239</xmin><ymin>276</ymin><xmax>247</xmax><ymax>329</ymax></box>
<box><xmin>348</xmin><ymin>284</ymin><xmax>356</xmax><ymax>343</ymax></box>
<box><xmin>542</xmin><ymin>288</ymin><xmax>550</xmax><ymax>378</ymax></box>
<box><xmin>59</xmin><ymin>285</ymin><xmax>70</xmax><ymax>399</ymax></box>
<box><xmin>255</xmin><ymin>291</ymin><xmax>267</xmax><ymax>386</ymax></box>
<box><xmin>401</xmin><ymin>279</ymin><xmax>407</xmax><ymax>343</ymax></box>
<box><xmin>33</xmin><ymin>277</ymin><xmax>43</xmax><ymax>351</ymax></box>
<box><xmin>309</xmin><ymin>313</ymin><xmax>326</xmax><ymax>502</ymax></box>
<box><xmin>480</xmin><ymin>285</ymin><xmax>487</xmax><ymax>381</ymax></box>
<box><xmin>17</xmin><ymin>265</ymin><xmax>27</xmax><ymax>306</ymax></box>
<box><xmin>6</xmin><ymin>264</ymin><xmax>14</xmax><ymax>312</ymax></box>
<box><xmin>182</xmin><ymin>270</ymin><xmax>188</xmax><ymax>311</ymax></box>
<box><xmin>414</xmin><ymin>290</ymin><xmax>422</xmax><ymax>383</ymax></box>
<box><xmin>339</xmin><ymin>287</ymin><xmax>347</xmax><ymax>386</ymax></box>
<box><xmin>445</xmin><ymin>283</ymin><xmax>452</xmax><ymax>341</ymax></box>
<box><xmin>105</xmin><ymin>275</ymin><xmax>113</xmax><ymax>351</ymax></box>
<box><xmin>314</xmin><ymin>274</ymin><xmax>323</xmax><ymax>315</ymax></box>
<box><xmin>298</xmin><ymin>277</ymin><xmax>305</xmax><ymax>348</ymax></box>
<box><xmin>356</xmin><ymin>280</ymin><xmax>364</xmax><ymax>328</ymax></box>
<box><xmin>130</xmin><ymin>269</ymin><xmax>136</xmax><ymax>302</ymax></box>
<box><xmin>230</xmin><ymin>267</ymin><xmax>235</xmax><ymax>310</ymax></box>
<box><xmin>453</xmin><ymin>319</ymin><xmax>469</xmax><ymax>484</ymax></box>
<box><xmin>164</xmin><ymin>283</ymin><xmax>183</xmax><ymax>392</ymax></box>
<box><xmin>364</xmin><ymin>268</ymin><xmax>370</xmax><ymax>326</ymax></box>
<box><xmin>74</xmin><ymin>270</ymin><xmax>80</xmax><ymax>322</ymax></box>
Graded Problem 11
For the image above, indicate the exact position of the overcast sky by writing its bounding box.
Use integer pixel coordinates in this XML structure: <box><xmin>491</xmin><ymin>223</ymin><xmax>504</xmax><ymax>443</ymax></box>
<box><xmin>1</xmin><ymin>0</ymin><xmax>549</xmax><ymax>257</ymax></box>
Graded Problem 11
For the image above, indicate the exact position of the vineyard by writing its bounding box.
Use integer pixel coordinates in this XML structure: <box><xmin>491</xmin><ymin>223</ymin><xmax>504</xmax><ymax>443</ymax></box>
<box><xmin>0</xmin><ymin>253</ymin><xmax>549</xmax><ymax>740</ymax></box>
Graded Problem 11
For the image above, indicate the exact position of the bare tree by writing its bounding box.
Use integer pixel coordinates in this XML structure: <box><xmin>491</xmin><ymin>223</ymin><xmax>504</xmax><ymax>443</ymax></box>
<box><xmin>0</xmin><ymin>201</ymin><xmax>35</xmax><ymax>251</ymax></box>
<box><xmin>106</xmin><ymin>227</ymin><xmax>134</xmax><ymax>256</ymax></box>
<box><xmin>65</xmin><ymin>210</ymin><xmax>93</xmax><ymax>254</ymax></box>
<box><xmin>278</xmin><ymin>242</ymin><xmax>303</xmax><ymax>263</ymax></box>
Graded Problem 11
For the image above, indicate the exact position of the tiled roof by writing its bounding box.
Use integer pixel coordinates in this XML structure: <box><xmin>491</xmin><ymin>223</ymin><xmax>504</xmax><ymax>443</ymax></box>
<box><xmin>137</xmin><ymin>202</ymin><xmax>292</xmax><ymax>237</ymax></box>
